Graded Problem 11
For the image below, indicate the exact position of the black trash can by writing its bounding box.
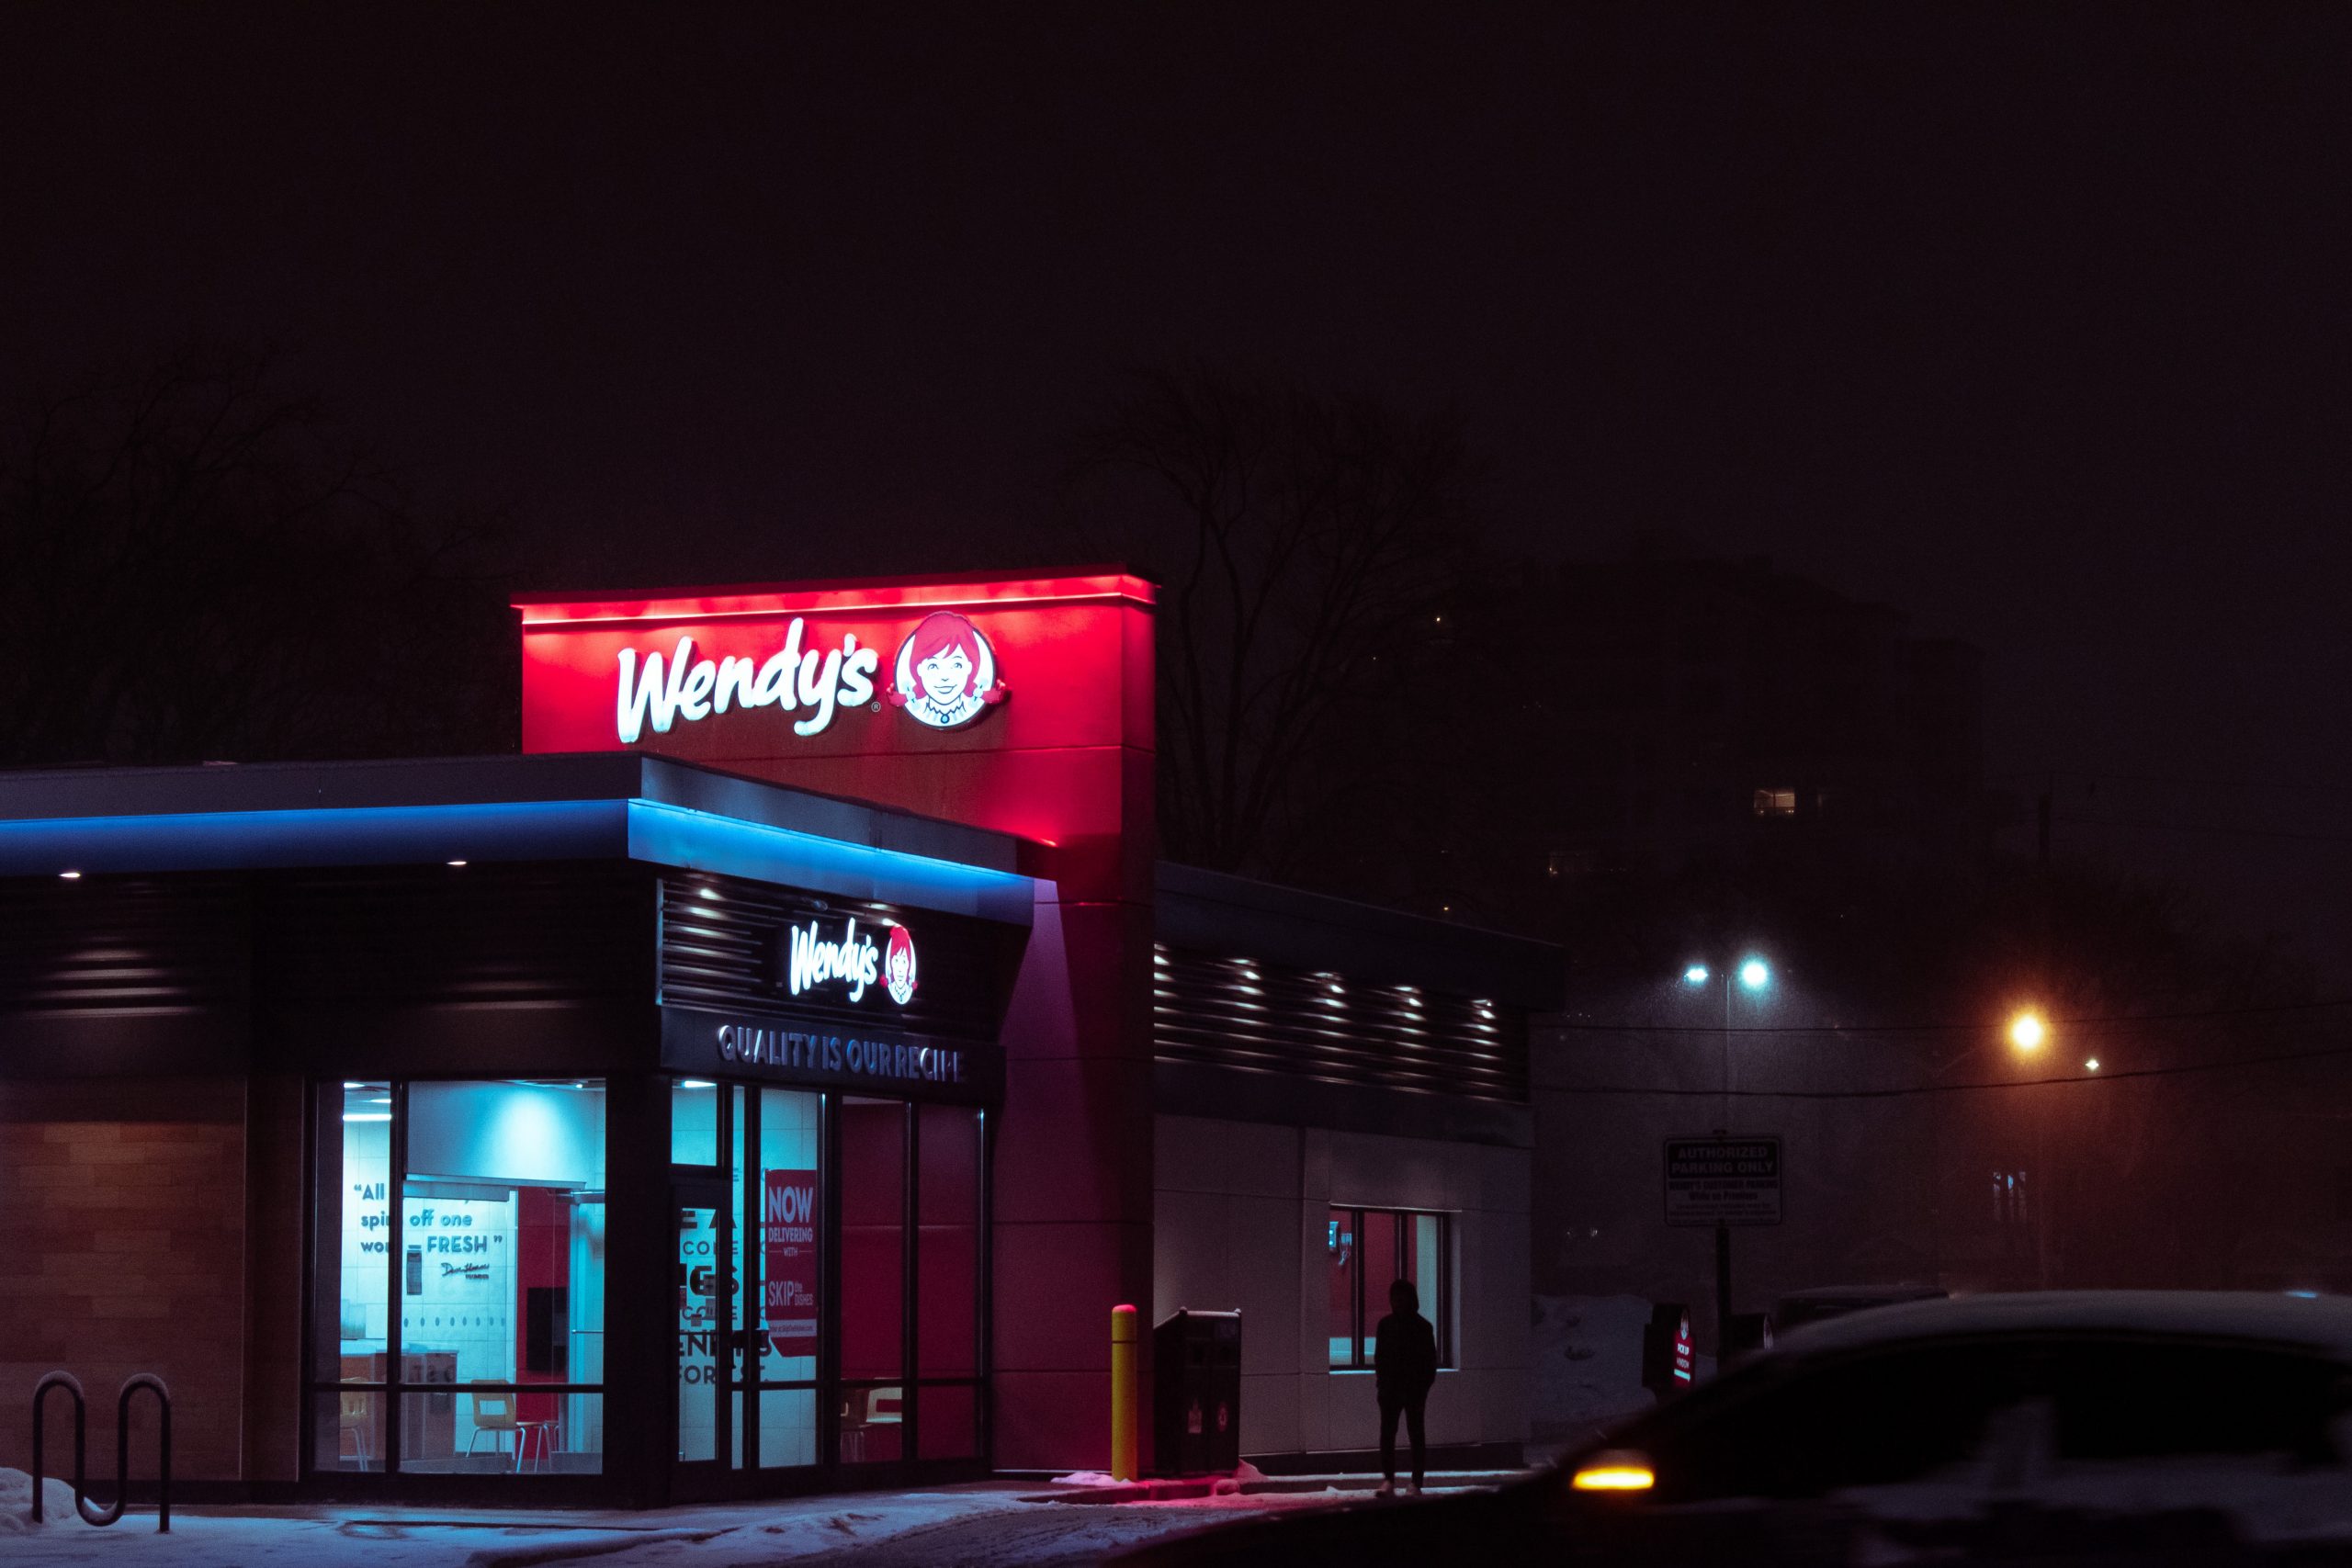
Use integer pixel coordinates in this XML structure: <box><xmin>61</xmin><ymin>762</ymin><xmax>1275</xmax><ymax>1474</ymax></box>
<box><xmin>1152</xmin><ymin>1308</ymin><xmax>1242</xmax><ymax>1475</ymax></box>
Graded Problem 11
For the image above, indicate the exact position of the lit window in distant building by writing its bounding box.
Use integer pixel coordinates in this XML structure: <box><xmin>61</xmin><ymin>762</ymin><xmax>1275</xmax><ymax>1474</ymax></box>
<box><xmin>1752</xmin><ymin>788</ymin><xmax>1798</xmax><ymax>818</ymax></box>
<box><xmin>1994</xmin><ymin>1169</ymin><xmax>2030</xmax><ymax>1225</ymax></box>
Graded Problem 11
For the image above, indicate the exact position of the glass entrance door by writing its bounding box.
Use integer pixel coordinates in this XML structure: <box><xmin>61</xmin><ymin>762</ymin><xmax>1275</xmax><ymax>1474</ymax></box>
<box><xmin>673</xmin><ymin>1176</ymin><xmax>734</xmax><ymax>1486</ymax></box>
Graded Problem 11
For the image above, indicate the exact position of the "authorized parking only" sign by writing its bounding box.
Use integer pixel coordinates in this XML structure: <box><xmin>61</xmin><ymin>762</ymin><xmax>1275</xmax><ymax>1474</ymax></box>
<box><xmin>1664</xmin><ymin>1135</ymin><xmax>1783</xmax><ymax>1226</ymax></box>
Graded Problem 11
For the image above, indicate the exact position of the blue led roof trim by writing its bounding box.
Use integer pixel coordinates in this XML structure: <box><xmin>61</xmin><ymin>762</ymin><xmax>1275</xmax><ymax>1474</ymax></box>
<box><xmin>0</xmin><ymin>796</ymin><xmax>1035</xmax><ymax>924</ymax></box>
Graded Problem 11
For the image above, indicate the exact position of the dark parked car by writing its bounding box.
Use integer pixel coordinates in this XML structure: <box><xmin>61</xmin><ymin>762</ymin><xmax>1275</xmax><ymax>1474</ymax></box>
<box><xmin>1114</xmin><ymin>1292</ymin><xmax>2352</xmax><ymax>1566</ymax></box>
<box><xmin>1771</xmin><ymin>1281</ymin><xmax>1948</xmax><ymax>1334</ymax></box>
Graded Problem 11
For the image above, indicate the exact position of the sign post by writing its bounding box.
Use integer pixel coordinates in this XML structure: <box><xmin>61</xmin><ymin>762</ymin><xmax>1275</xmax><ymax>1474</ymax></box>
<box><xmin>1665</xmin><ymin>1134</ymin><xmax>1782</xmax><ymax>1358</ymax></box>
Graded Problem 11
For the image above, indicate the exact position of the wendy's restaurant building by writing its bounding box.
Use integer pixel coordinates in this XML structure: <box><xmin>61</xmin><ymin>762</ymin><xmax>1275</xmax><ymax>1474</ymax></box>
<box><xmin>0</xmin><ymin>570</ymin><xmax>1559</xmax><ymax>1506</ymax></box>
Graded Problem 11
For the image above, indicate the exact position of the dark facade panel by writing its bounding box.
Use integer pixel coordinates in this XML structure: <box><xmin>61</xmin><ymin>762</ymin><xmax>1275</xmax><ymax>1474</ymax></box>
<box><xmin>1154</xmin><ymin>1060</ymin><xmax>1534</xmax><ymax>1149</ymax></box>
<box><xmin>0</xmin><ymin>873</ymin><xmax>248</xmax><ymax>1012</ymax></box>
<box><xmin>1155</xmin><ymin>861</ymin><xmax>1564</xmax><ymax>1011</ymax></box>
<box><xmin>657</xmin><ymin>873</ymin><xmax>1012</xmax><ymax>1045</ymax></box>
<box><xmin>0</xmin><ymin>874</ymin><xmax>251</xmax><ymax>1076</ymax></box>
<box><xmin>256</xmin><ymin>863</ymin><xmax>652</xmax><ymax>1008</ymax></box>
<box><xmin>1152</xmin><ymin>943</ymin><xmax>1530</xmax><ymax>1104</ymax></box>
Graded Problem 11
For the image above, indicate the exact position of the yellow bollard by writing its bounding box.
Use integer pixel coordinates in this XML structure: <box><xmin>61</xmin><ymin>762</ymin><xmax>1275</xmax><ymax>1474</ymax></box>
<box><xmin>1110</xmin><ymin>1303</ymin><xmax>1138</xmax><ymax>1481</ymax></box>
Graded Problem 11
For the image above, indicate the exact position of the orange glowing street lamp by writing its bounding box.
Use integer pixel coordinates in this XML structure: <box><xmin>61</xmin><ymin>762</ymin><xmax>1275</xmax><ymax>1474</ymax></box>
<box><xmin>2008</xmin><ymin>1010</ymin><xmax>2047</xmax><ymax>1053</ymax></box>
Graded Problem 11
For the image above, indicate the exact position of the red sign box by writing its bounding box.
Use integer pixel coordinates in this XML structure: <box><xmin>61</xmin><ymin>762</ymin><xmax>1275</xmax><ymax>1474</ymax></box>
<box><xmin>515</xmin><ymin>570</ymin><xmax>1157</xmax><ymax>895</ymax></box>
<box><xmin>763</xmin><ymin>1168</ymin><xmax>820</xmax><ymax>1359</ymax></box>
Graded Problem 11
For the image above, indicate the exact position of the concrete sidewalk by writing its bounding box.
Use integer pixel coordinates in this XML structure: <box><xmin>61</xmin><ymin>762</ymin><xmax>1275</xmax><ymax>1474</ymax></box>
<box><xmin>3</xmin><ymin>1469</ymin><xmax>1519</xmax><ymax>1566</ymax></box>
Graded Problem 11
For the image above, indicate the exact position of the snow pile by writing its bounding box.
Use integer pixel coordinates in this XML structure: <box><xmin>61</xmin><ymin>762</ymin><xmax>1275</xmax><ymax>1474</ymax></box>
<box><xmin>0</xmin><ymin>1468</ymin><xmax>87</xmax><ymax>1535</ymax></box>
<box><xmin>1530</xmin><ymin>1294</ymin><xmax>1659</xmax><ymax>1440</ymax></box>
<box><xmin>1204</xmin><ymin>1461</ymin><xmax>1268</xmax><ymax>1495</ymax></box>
<box><xmin>1052</xmin><ymin>1460</ymin><xmax>1269</xmax><ymax>1492</ymax></box>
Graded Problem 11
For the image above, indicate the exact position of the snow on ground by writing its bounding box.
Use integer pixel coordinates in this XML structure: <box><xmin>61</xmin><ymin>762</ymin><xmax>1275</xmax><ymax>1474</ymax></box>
<box><xmin>0</xmin><ymin>1472</ymin><xmax>1398</xmax><ymax>1568</ymax></box>
<box><xmin>0</xmin><ymin>1468</ymin><xmax>89</xmax><ymax>1535</ymax></box>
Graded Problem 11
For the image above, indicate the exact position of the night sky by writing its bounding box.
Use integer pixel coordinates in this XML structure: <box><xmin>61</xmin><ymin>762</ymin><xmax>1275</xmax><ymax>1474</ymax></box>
<box><xmin>7</xmin><ymin>6</ymin><xmax>2349</xmax><ymax>966</ymax></box>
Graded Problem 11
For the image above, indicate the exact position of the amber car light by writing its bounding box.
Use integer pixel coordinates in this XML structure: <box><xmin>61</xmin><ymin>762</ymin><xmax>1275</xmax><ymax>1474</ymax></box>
<box><xmin>1569</xmin><ymin>1451</ymin><xmax>1656</xmax><ymax>1492</ymax></box>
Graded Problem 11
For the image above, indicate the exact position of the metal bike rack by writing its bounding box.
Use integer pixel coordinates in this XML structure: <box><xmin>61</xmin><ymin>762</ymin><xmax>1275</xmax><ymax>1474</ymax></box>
<box><xmin>30</xmin><ymin>1371</ymin><xmax>172</xmax><ymax>1533</ymax></box>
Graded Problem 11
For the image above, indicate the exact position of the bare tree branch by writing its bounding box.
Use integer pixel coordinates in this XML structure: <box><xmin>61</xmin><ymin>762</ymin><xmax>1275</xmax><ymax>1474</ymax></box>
<box><xmin>1063</xmin><ymin>363</ymin><xmax>1479</xmax><ymax>883</ymax></box>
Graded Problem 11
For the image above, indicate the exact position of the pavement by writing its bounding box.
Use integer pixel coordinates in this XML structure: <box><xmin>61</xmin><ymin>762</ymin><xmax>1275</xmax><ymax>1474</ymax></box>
<box><xmin>2</xmin><ymin>1471</ymin><xmax>1519</xmax><ymax>1567</ymax></box>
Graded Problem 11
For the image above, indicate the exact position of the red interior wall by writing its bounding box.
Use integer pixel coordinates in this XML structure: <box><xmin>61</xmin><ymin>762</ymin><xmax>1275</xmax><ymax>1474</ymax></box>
<box><xmin>515</xmin><ymin>1186</ymin><xmax>568</xmax><ymax>1423</ymax></box>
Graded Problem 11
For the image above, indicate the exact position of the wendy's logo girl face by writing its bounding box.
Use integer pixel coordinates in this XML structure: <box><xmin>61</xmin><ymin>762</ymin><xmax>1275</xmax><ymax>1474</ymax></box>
<box><xmin>890</xmin><ymin>611</ymin><xmax>1008</xmax><ymax>730</ymax></box>
<box><xmin>883</xmin><ymin>925</ymin><xmax>919</xmax><ymax>1007</ymax></box>
<box><xmin>918</xmin><ymin>645</ymin><xmax>973</xmax><ymax>705</ymax></box>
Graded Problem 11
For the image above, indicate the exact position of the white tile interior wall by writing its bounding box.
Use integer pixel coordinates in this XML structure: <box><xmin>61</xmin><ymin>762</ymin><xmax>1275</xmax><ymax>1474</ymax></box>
<box><xmin>1152</xmin><ymin>1114</ymin><xmax>1531</xmax><ymax>1456</ymax></box>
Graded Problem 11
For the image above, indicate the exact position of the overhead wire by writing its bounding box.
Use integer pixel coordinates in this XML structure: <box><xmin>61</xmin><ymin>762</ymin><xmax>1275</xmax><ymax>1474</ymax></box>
<box><xmin>1542</xmin><ymin>1034</ymin><xmax>2352</xmax><ymax>1100</ymax></box>
<box><xmin>1539</xmin><ymin>995</ymin><xmax>2352</xmax><ymax>1035</ymax></box>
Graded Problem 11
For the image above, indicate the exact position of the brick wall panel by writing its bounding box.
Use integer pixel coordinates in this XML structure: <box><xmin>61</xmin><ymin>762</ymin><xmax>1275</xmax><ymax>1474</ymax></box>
<box><xmin>0</xmin><ymin>1077</ymin><xmax>248</xmax><ymax>1482</ymax></box>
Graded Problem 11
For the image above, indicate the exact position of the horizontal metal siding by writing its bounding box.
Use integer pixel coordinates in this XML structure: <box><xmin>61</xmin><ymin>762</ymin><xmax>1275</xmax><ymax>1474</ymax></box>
<box><xmin>257</xmin><ymin>863</ymin><xmax>648</xmax><ymax>1006</ymax></box>
<box><xmin>0</xmin><ymin>874</ymin><xmax>247</xmax><ymax>1014</ymax></box>
<box><xmin>1152</xmin><ymin>943</ymin><xmax>1528</xmax><ymax>1103</ymax></box>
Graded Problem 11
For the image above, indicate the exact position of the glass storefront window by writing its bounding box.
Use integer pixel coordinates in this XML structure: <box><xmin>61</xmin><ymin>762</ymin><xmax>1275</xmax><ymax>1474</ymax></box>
<box><xmin>752</xmin><ymin>1087</ymin><xmax>821</xmax><ymax>1469</ymax></box>
<box><xmin>311</xmin><ymin>1079</ymin><xmax>607</xmax><ymax>1475</ymax></box>
<box><xmin>1327</xmin><ymin>1210</ymin><xmax>1357</xmax><ymax>1369</ymax></box>
<box><xmin>329</xmin><ymin>1082</ymin><xmax>394</xmax><ymax>1386</ymax></box>
<box><xmin>917</xmin><ymin>1105</ymin><xmax>980</xmax><ymax>1378</ymax></box>
<box><xmin>315</xmin><ymin>1073</ymin><xmax>988</xmax><ymax>1483</ymax></box>
<box><xmin>1329</xmin><ymin>1207</ymin><xmax>1453</xmax><ymax>1371</ymax></box>
<box><xmin>841</xmin><ymin>1100</ymin><xmax>904</xmax><ymax>1383</ymax></box>
<box><xmin>673</xmin><ymin>1078</ymin><xmax>719</xmax><ymax>1166</ymax></box>
<box><xmin>917</xmin><ymin>1383</ymin><xmax>978</xmax><ymax>1461</ymax></box>
<box><xmin>842</xmin><ymin>1098</ymin><xmax>905</xmax><ymax>1463</ymax></box>
<box><xmin>914</xmin><ymin>1104</ymin><xmax>982</xmax><ymax>1461</ymax></box>
<box><xmin>756</xmin><ymin>1089</ymin><xmax>822</xmax><ymax>1385</ymax></box>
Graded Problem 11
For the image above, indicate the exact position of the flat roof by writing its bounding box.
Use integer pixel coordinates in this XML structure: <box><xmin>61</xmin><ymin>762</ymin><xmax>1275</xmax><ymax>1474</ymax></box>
<box><xmin>0</xmin><ymin>754</ymin><xmax>1034</xmax><ymax>923</ymax></box>
<box><xmin>1155</xmin><ymin>861</ymin><xmax>1564</xmax><ymax>1010</ymax></box>
<box><xmin>513</xmin><ymin>566</ymin><xmax>1157</xmax><ymax>625</ymax></box>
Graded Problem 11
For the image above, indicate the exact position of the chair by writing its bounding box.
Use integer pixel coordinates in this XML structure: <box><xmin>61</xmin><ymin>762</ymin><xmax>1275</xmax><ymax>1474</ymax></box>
<box><xmin>339</xmin><ymin>1390</ymin><xmax>373</xmax><ymax>1470</ymax></box>
<box><xmin>468</xmin><ymin>1386</ymin><xmax>560</xmax><ymax>1472</ymax></box>
<box><xmin>838</xmin><ymin>1385</ymin><xmax>903</xmax><ymax>1463</ymax></box>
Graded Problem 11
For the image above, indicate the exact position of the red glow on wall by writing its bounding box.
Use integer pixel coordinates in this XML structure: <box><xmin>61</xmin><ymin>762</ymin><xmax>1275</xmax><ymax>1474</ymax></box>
<box><xmin>515</xmin><ymin>568</ymin><xmax>1155</xmax><ymax>894</ymax></box>
<box><xmin>515</xmin><ymin>570</ymin><xmax>1155</xmax><ymax>626</ymax></box>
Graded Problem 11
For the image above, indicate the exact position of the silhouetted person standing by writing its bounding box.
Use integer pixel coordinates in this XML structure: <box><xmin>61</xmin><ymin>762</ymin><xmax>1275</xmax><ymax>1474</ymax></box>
<box><xmin>1374</xmin><ymin>1278</ymin><xmax>1438</xmax><ymax>1495</ymax></box>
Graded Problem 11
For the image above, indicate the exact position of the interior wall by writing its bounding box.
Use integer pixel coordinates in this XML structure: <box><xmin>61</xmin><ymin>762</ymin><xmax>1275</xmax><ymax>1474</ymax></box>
<box><xmin>1152</xmin><ymin>1113</ymin><xmax>1530</xmax><ymax>1462</ymax></box>
<box><xmin>0</xmin><ymin>1074</ymin><xmax>249</xmax><ymax>1481</ymax></box>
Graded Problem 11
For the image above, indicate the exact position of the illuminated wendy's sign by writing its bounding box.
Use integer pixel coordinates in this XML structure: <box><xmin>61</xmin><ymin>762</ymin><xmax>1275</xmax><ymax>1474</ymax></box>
<box><xmin>616</xmin><ymin>618</ymin><xmax>881</xmax><ymax>743</ymax></box>
<box><xmin>772</xmin><ymin>916</ymin><xmax>917</xmax><ymax>1010</ymax></box>
<box><xmin>782</xmin><ymin>915</ymin><xmax>920</xmax><ymax>1008</ymax></box>
<box><xmin>611</xmin><ymin>610</ymin><xmax>1008</xmax><ymax>746</ymax></box>
<box><xmin>517</xmin><ymin>570</ymin><xmax>1155</xmax><ymax>853</ymax></box>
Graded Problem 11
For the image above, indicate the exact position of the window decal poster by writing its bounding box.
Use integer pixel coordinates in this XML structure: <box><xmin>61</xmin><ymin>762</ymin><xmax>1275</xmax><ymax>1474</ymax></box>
<box><xmin>763</xmin><ymin>1168</ymin><xmax>819</xmax><ymax>1358</ymax></box>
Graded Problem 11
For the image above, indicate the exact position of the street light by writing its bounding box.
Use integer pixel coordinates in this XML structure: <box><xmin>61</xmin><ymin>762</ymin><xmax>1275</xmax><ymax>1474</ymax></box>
<box><xmin>2008</xmin><ymin>1010</ymin><xmax>2047</xmax><ymax>1053</ymax></box>
<box><xmin>1684</xmin><ymin>957</ymin><xmax>1772</xmax><ymax>1108</ymax></box>
<box><xmin>1684</xmin><ymin>953</ymin><xmax>1770</xmax><ymax>1359</ymax></box>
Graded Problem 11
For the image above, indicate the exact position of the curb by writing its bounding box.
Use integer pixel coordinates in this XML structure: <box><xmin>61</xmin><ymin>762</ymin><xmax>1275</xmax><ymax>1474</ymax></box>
<box><xmin>1022</xmin><ymin>1471</ymin><xmax>1522</xmax><ymax>1506</ymax></box>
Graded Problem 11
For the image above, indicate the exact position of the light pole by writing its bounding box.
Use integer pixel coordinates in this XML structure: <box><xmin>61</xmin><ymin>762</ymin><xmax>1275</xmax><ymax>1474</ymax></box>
<box><xmin>1684</xmin><ymin>955</ymin><xmax>1770</xmax><ymax>1358</ymax></box>
<box><xmin>2009</xmin><ymin>1009</ymin><xmax>2053</xmax><ymax>1287</ymax></box>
